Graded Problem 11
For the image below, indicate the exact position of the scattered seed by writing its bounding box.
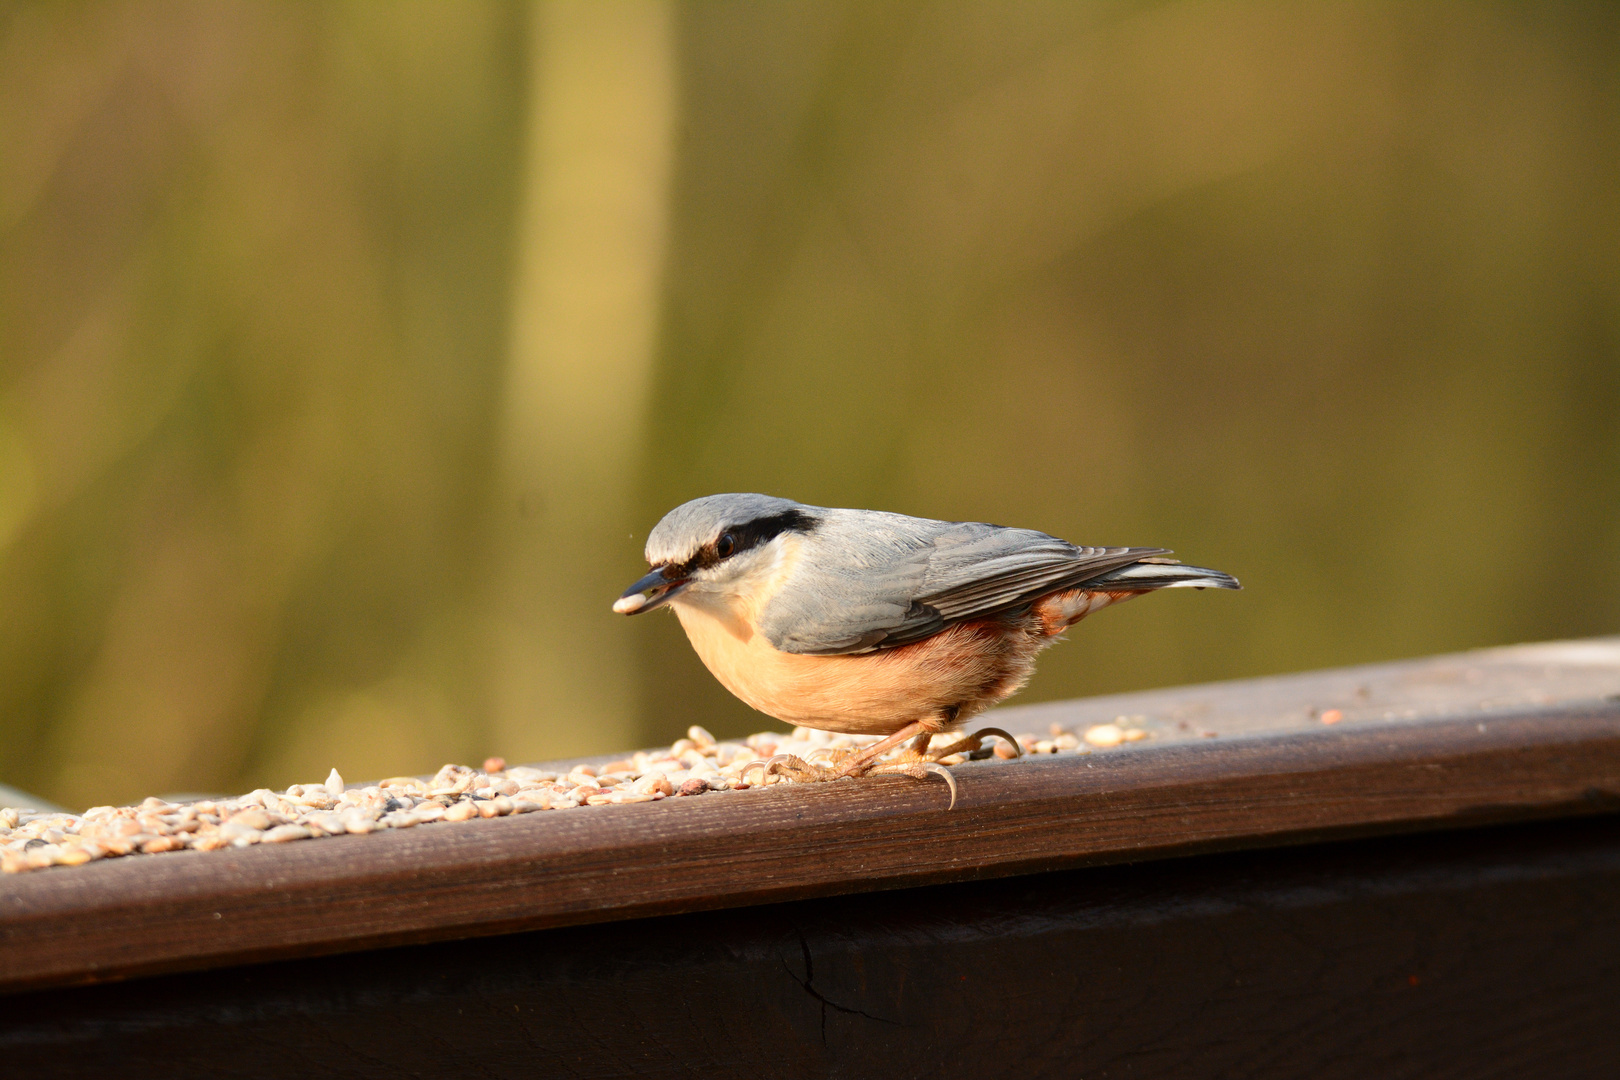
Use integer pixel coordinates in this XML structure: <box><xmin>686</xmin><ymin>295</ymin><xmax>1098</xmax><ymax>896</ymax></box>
<box><xmin>631</xmin><ymin>773</ymin><xmax>674</xmax><ymax>797</ymax></box>
<box><xmin>26</xmin><ymin>845</ymin><xmax>61</xmax><ymax>869</ymax></box>
<box><xmin>1084</xmin><ymin>724</ymin><xmax>1125</xmax><ymax>748</ymax></box>
<box><xmin>227</xmin><ymin>809</ymin><xmax>274</xmax><ymax>831</ymax></box>
<box><xmin>2</xmin><ymin>710</ymin><xmax>1184</xmax><ymax>875</ymax></box>
<box><xmin>218</xmin><ymin>823</ymin><xmax>263</xmax><ymax>846</ymax></box>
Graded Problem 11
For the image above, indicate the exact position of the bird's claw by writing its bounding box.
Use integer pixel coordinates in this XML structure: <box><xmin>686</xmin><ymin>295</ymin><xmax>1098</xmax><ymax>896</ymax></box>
<box><xmin>969</xmin><ymin>727</ymin><xmax>1023</xmax><ymax>759</ymax></box>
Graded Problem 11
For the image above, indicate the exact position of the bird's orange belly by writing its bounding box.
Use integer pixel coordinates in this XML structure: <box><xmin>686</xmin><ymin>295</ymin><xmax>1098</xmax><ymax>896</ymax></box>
<box><xmin>672</xmin><ymin>603</ymin><xmax>1038</xmax><ymax>735</ymax></box>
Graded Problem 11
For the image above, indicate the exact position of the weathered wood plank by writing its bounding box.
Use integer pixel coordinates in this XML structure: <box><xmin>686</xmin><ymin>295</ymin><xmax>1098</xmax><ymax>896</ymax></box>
<box><xmin>2</xmin><ymin>638</ymin><xmax>1618</xmax><ymax>993</ymax></box>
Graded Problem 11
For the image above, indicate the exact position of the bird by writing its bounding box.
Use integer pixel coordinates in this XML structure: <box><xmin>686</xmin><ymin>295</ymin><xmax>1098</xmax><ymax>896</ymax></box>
<box><xmin>613</xmin><ymin>493</ymin><xmax>1238</xmax><ymax>805</ymax></box>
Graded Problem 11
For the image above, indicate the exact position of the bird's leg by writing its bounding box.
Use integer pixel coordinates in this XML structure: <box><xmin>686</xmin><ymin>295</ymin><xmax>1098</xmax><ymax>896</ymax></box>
<box><xmin>915</xmin><ymin>726</ymin><xmax>1023</xmax><ymax>763</ymax></box>
<box><xmin>871</xmin><ymin>726</ymin><xmax>1023</xmax><ymax>767</ymax></box>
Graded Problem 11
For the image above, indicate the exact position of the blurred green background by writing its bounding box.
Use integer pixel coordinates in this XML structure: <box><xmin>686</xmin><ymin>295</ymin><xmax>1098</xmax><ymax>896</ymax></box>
<box><xmin>2</xmin><ymin>1</ymin><xmax>1616</xmax><ymax>809</ymax></box>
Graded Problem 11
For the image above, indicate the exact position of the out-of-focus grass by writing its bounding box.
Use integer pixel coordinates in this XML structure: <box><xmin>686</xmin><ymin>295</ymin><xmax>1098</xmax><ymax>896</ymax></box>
<box><xmin>1</xmin><ymin>1</ymin><xmax>1616</xmax><ymax>809</ymax></box>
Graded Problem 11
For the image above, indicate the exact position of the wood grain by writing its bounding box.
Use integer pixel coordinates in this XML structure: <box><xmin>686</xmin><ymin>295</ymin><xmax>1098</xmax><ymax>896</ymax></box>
<box><xmin>3</xmin><ymin>638</ymin><xmax>1619</xmax><ymax>993</ymax></box>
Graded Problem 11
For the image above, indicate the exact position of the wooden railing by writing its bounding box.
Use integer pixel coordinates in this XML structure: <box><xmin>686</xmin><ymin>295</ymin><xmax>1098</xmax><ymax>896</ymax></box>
<box><xmin>3</xmin><ymin>638</ymin><xmax>1620</xmax><ymax>1077</ymax></box>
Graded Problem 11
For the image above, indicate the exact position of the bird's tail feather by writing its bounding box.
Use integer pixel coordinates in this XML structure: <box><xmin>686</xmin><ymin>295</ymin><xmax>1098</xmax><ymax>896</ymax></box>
<box><xmin>1084</xmin><ymin>559</ymin><xmax>1240</xmax><ymax>591</ymax></box>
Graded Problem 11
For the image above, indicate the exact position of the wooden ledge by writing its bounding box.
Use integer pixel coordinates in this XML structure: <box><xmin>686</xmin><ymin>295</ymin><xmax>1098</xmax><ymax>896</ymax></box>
<box><xmin>2</xmin><ymin>638</ymin><xmax>1619</xmax><ymax>993</ymax></box>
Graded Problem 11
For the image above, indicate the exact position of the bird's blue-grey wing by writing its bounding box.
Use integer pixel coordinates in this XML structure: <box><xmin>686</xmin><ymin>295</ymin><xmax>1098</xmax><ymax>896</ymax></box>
<box><xmin>755</xmin><ymin>510</ymin><xmax>939</xmax><ymax>654</ymax></box>
<box><xmin>916</xmin><ymin>525</ymin><xmax>1162</xmax><ymax>621</ymax></box>
<box><xmin>759</xmin><ymin>514</ymin><xmax>1165</xmax><ymax>655</ymax></box>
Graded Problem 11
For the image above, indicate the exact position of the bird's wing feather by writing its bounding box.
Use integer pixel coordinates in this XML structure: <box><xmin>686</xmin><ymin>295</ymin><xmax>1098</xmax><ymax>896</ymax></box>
<box><xmin>760</xmin><ymin>513</ymin><xmax>1165</xmax><ymax>655</ymax></box>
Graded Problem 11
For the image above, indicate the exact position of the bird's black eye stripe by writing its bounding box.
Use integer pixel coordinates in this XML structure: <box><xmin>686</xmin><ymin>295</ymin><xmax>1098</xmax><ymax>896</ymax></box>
<box><xmin>698</xmin><ymin>509</ymin><xmax>819</xmax><ymax>568</ymax></box>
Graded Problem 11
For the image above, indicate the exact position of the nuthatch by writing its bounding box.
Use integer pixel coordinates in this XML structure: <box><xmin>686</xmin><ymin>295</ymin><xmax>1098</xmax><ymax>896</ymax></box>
<box><xmin>614</xmin><ymin>494</ymin><xmax>1238</xmax><ymax>803</ymax></box>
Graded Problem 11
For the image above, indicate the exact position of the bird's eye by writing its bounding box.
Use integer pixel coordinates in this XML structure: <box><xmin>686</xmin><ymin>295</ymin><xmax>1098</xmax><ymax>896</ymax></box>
<box><xmin>716</xmin><ymin>532</ymin><xmax>735</xmax><ymax>559</ymax></box>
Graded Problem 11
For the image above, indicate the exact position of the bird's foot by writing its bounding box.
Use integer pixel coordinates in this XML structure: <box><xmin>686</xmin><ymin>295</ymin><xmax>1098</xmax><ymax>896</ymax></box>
<box><xmin>744</xmin><ymin>753</ymin><xmax>834</xmax><ymax>785</ymax></box>
<box><xmin>742</xmin><ymin>727</ymin><xmax>1022</xmax><ymax>810</ymax></box>
<box><xmin>865</xmin><ymin>727</ymin><xmax>1022</xmax><ymax>809</ymax></box>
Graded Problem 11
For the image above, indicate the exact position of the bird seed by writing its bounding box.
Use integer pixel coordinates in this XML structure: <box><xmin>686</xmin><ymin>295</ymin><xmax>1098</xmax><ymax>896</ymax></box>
<box><xmin>0</xmin><ymin>720</ymin><xmax>1141</xmax><ymax>874</ymax></box>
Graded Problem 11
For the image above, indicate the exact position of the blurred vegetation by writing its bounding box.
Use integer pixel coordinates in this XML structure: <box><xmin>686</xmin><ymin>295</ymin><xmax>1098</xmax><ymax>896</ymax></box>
<box><xmin>1</xmin><ymin>1</ymin><xmax>1616</xmax><ymax>809</ymax></box>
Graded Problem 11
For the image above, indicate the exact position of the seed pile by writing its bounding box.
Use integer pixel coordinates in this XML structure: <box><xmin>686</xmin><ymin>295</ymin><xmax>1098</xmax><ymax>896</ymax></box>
<box><xmin>0</xmin><ymin>718</ymin><xmax>1151</xmax><ymax>874</ymax></box>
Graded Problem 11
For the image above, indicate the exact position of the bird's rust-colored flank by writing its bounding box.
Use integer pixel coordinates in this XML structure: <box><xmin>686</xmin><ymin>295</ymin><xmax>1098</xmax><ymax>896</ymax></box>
<box><xmin>1031</xmin><ymin>587</ymin><xmax>1141</xmax><ymax>637</ymax></box>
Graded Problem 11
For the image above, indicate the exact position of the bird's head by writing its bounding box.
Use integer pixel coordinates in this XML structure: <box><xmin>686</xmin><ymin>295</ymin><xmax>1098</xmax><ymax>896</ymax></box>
<box><xmin>613</xmin><ymin>493</ymin><xmax>822</xmax><ymax>615</ymax></box>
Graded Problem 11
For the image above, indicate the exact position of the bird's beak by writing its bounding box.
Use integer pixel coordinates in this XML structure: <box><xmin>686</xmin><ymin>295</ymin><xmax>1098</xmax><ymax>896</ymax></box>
<box><xmin>612</xmin><ymin>566</ymin><xmax>689</xmax><ymax>615</ymax></box>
